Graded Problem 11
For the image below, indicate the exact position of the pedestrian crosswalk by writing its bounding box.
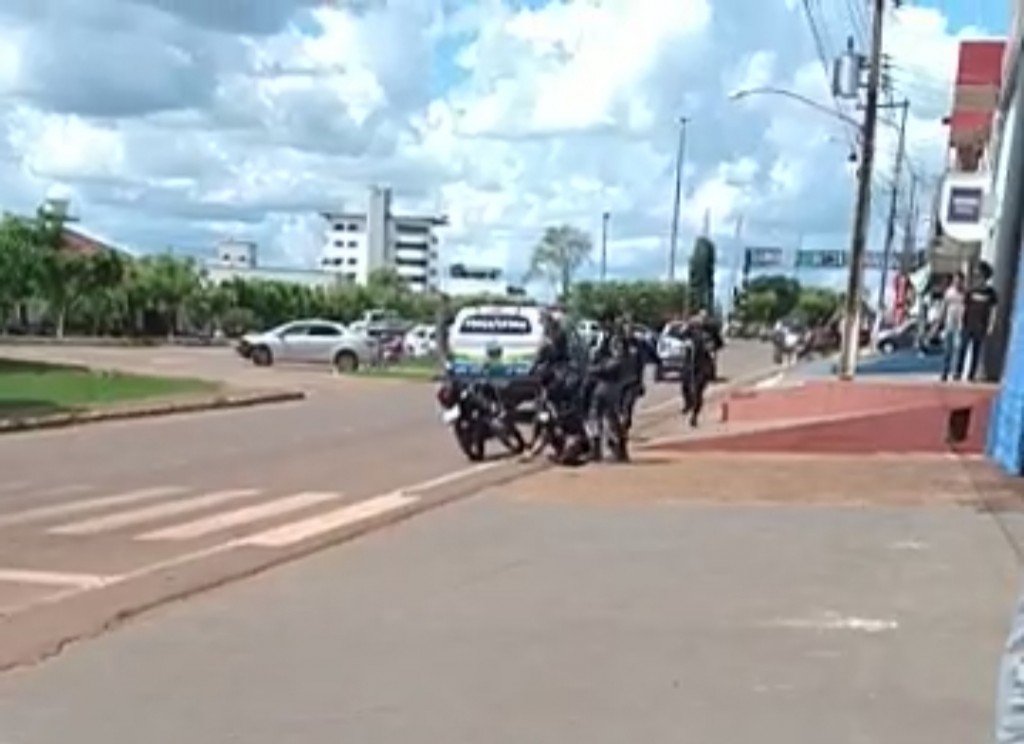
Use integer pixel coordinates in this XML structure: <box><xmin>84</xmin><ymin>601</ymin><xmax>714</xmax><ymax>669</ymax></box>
<box><xmin>0</xmin><ymin>481</ymin><xmax>416</xmax><ymax>550</ymax></box>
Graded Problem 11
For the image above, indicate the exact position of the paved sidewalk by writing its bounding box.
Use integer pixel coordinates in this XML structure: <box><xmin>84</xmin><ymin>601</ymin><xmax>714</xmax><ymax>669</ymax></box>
<box><xmin>0</xmin><ymin>464</ymin><xmax>1017</xmax><ymax>743</ymax></box>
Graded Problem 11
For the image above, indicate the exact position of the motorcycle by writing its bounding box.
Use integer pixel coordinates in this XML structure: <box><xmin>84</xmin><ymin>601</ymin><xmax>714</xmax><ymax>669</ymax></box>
<box><xmin>436</xmin><ymin>379</ymin><xmax>526</xmax><ymax>461</ymax></box>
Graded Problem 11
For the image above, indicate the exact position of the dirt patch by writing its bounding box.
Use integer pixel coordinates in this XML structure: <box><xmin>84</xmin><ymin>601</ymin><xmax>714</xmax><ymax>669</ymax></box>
<box><xmin>498</xmin><ymin>451</ymin><xmax>1021</xmax><ymax>508</ymax></box>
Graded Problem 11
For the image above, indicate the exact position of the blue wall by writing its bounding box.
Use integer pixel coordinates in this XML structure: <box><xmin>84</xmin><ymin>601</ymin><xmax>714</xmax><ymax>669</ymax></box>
<box><xmin>988</xmin><ymin>249</ymin><xmax>1024</xmax><ymax>474</ymax></box>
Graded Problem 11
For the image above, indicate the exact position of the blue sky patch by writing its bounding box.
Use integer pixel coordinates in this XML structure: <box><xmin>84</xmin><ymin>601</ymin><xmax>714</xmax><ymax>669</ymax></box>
<box><xmin>917</xmin><ymin>0</ymin><xmax>1007</xmax><ymax>34</ymax></box>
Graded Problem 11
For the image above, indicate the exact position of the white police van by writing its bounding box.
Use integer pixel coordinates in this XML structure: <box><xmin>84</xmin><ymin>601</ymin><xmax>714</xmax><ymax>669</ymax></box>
<box><xmin>447</xmin><ymin>305</ymin><xmax>544</xmax><ymax>374</ymax></box>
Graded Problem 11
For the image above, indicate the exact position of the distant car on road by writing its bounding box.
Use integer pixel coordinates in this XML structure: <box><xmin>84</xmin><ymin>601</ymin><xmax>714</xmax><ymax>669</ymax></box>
<box><xmin>404</xmin><ymin>324</ymin><xmax>437</xmax><ymax>358</ymax></box>
<box><xmin>236</xmin><ymin>320</ymin><xmax>373</xmax><ymax>371</ymax></box>
<box><xmin>875</xmin><ymin>319</ymin><xmax>942</xmax><ymax>356</ymax></box>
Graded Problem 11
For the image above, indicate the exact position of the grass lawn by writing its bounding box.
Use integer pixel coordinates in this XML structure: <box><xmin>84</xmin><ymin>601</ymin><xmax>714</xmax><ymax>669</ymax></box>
<box><xmin>0</xmin><ymin>359</ymin><xmax>219</xmax><ymax>418</ymax></box>
<box><xmin>354</xmin><ymin>358</ymin><xmax>439</xmax><ymax>381</ymax></box>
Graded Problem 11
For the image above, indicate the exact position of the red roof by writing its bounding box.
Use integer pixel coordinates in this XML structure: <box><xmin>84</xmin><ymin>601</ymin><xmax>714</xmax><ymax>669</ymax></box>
<box><xmin>956</xmin><ymin>40</ymin><xmax>1006</xmax><ymax>85</ymax></box>
<box><xmin>59</xmin><ymin>227</ymin><xmax>125</xmax><ymax>256</ymax></box>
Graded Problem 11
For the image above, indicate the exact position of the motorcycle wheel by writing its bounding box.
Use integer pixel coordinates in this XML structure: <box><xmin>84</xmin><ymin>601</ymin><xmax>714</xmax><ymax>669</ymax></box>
<box><xmin>455</xmin><ymin>422</ymin><xmax>486</xmax><ymax>462</ymax></box>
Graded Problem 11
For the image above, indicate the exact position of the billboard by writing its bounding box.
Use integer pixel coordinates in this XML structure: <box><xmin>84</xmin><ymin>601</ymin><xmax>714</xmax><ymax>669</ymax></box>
<box><xmin>795</xmin><ymin>249</ymin><xmax>848</xmax><ymax>268</ymax></box>
<box><xmin>744</xmin><ymin>246</ymin><xmax>784</xmax><ymax>268</ymax></box>
<box><xmin>863</xmin><ymin>251</ymin><xmax>903</xmax><ymax>270</ymax></box>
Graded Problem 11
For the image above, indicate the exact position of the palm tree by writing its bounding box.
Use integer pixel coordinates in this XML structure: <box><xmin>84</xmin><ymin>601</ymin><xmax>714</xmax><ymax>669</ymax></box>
<box><xmin>524</xmin><ymin>225</ymin><xmax>593</xmax><ymax>301</ymax></box>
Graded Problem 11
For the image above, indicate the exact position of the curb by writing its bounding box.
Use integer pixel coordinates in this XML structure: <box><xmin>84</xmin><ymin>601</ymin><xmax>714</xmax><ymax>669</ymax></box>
<box><xmin>0</xmin><ymin>389</ymin><xmax>306</xmax><ymax>434</ymax></box>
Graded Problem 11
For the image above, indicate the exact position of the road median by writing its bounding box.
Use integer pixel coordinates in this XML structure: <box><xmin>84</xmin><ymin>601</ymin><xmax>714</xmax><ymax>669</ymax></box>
<box><xmin>0</xmin><ymin>388</ymin><xmax>306</xmax><ymax>434</ymax></box>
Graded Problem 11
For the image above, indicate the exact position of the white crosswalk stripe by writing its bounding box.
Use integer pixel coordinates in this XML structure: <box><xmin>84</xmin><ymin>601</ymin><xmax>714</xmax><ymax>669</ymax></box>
<box><xmin>0</xmin><ymin>486</ymin><xmax>189</xmax><ymax>529</ymax></box>
<box><xmin>136</xmin><ymin>491</ymin><xmax>341</xmax><ymax>541</ymax></box>
<box><xmin>49</xmin><ymin>489</ymin><xmax>262</xmax><ymax>536</ymax></box>
<box><xmin>239</xmin><ymin>492</ymin><xmax>418</xmax><ymax>548</ymax></box>
<box><xmin>3</xmin><ymin>481</ymin><xmax>423</xmax><ymax>550</ymax></box>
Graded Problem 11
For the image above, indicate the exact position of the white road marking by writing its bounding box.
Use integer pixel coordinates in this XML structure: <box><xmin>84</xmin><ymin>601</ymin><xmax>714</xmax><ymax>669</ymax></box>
<box><xmin>0</xmin><ymin>568</ymin><xmax>120</xmax><ymax>589</ymax></box>
<box><xmin>239</xmin><ymin>493</ymin><xmax>419</xmax><ymax>548</ymax></box>
<box><xmin>398</xmin><ymin>462</ymin><xmax>500</xmax><ymax>495</ymax></box>
<box><xmin>49</xmin><ymin>489</ymin><xmax>261</xmax><ymax>536</ymax></box>
<box><xmin>0</xmin><ymin>486</ymin><xmax>189</xmax><ymax>529</ymax></box>
<box><xmin>770</xmin><ymin>611</ymin><xmax>899</xmax><ymax>633</ymax></box>
<box><xmin>136</xmin><ymin>491</ymin><xmax>342</xmax><ymax>541</ymax></box>
<box><xmin>755</xmin><ymin>372</ymin><xmax>785</xmax><ymax>389</ymax></box>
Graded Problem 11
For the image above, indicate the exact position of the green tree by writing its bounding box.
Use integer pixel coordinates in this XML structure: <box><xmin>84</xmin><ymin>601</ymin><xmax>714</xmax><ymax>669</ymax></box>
<box><xmin>688</xmin><ymin>237</ymin><xmax>716</xmax><ymax>313</ymax></box>
<box><xmin>134</xmin><ymin>254</ymin><xmax>202</xmax><ymax>338</ymax></box>
<box><xmin>525</xmin><ymin>225</ymin><xmax>593</xmax><ymax>301</ymax></box>
<box><xmin>744</xmin><ymin>291</ymin><xmax>778</xmax><ymax>324</ymax></box>
<box><xmin>745</xmin><ymin>274</ymin><xmax>801</xmax><ymax>321</ymax></box>
<box><xmin>0</xmin><ymin>215</ymin><xmax>42</xmax><ymax>331</ymax></box>
<box><xmin>568</xmin><ymin>280</ymin><xmax>688</xmax><ymax>328</ymax></box>
<box><xmin>794</xmin><ymin>287</ymin><xmax>841</xmax><ymax>326</ymax></box>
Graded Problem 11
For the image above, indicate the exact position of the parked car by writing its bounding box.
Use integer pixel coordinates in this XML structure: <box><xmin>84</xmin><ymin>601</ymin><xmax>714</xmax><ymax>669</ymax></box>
<box><xmin>235</xmin><ymin>319</ymin><xmax>373</xmax><ymax>371</ymax></box>
<box><xmin>654</xmin><ymin>321</ymin><xmax>691</xmax><ymax>380</ymax></box>
<box><xmin>404</xmin><ymin>324</ymin><xmax>437</xmax><ymax>358</ymax></box>
<box><xmin>876</xmin><ymin>319</ymin><xmax>943</xmax><ymax>355</ymax></box>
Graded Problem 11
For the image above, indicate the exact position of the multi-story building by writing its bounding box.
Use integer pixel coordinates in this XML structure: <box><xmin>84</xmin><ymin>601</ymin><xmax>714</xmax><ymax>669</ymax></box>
<box><xmin>933</xmin><ymin>39</ymin><xmax>1006</xmax><ymax>273</ymax></box>
<box><xmin>214</xmin><ymin>238</ymin><xmax>258</xmax><ymax>269</ymax></box>
<box><xmin>320</xmin><ymin>186</ymin><xmax>447</xmax><ymax>293</ymax></box>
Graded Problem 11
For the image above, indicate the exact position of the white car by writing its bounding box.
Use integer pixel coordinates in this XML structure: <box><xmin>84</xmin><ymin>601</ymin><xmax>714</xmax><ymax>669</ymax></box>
<box><xmin>236</xmin><ymin>319</ymin><xmax>373</xmax><ymax>371</ymax></box>
<box><xmin>404</xmin><ymin>324</ymin><xmax>437</xmax><ymax>358</ymax></box>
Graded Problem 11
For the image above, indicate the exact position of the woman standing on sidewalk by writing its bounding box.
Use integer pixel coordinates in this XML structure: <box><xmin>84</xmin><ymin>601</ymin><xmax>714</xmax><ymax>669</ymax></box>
<box><xmin>937</xmin><ymin>272</ymin><xmax>966</xmax><ymax>382</ymax></box>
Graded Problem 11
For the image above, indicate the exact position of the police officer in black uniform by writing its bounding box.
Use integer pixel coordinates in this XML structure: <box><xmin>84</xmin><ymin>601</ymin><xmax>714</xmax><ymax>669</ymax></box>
<box><xmin>619</xmin><ymin>318</ymin><xmax>658</xmax><ymax>432</ymax></box>
<box><xmin>527</xmin><ymin>312</ymin><xmax>589</xmax><ymax>465</ymax></box>
<box><xmin>587</xmin><ymin>310</ymin><xmax>629</xmax><ymax>462</ymax></box>
<box><xmin>679</xmin><ymin>313</ymin><xmax>716</xmax><ymax>428</ymax></box>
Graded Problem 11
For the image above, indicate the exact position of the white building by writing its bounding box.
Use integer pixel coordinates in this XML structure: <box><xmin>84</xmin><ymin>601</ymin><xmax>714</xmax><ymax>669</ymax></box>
<box><xmin>215</xmin><ymin>238</ymin><xmax>258</xmax><ymax>269</ymax></box>
<box><xmin>205</xmin><ymin>240</ymin><xmax>339</xmax><ymax>289</ymax></box>
<box><xmin>320</xmin><ymin>186</ymin><xmax>447</xmax><ymax>293</ymax></box>
<box><xmin>440</xmin><ymin>262</ymin><xmax>517</xmax><ymax>297</ymax></box>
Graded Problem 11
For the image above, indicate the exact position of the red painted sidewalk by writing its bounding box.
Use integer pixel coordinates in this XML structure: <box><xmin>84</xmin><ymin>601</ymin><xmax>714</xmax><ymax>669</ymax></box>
<box><xmin>645</xmin><ymin>378</ymin><xmax>997</xmax><ymax>456</ymax></box>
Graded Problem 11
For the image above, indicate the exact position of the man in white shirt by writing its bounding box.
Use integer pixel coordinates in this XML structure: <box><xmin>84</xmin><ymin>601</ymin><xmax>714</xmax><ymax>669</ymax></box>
<box><xmin>938</xmin><ymin>272</ymin><xmax>966</xmax><ymax>382</ymax></box>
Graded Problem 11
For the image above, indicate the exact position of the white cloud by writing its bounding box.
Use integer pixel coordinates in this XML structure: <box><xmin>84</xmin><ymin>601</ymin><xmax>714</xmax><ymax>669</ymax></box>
<box><xmin>0</xmin><ymin>0</ymin><xmax>1000</xmax><ymax>294</ymax></box>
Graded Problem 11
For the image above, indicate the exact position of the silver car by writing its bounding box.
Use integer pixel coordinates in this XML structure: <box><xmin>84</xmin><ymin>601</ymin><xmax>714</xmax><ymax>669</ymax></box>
<box><xmin>236</xmin><ymin>319</ymin><xmax>373</xmax><ymax>372</ymax></box>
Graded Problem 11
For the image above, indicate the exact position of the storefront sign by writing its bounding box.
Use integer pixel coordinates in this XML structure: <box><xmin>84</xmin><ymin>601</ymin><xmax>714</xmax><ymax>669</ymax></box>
<box><xmin>947</xmin><ymin>187</ymin><xmax>984</xmax><ymax>223</ymax></box>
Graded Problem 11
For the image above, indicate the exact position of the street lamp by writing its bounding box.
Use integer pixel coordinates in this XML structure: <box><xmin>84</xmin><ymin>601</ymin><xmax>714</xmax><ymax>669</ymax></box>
<box><xmin>728</xmin><ymin>87</ymin><xmax>863</xmax><ymax>129</ymax></box>
<box><xmin>600</xmin><ymin>211</ymin><xmax>610</xmax><ymax>281</ymax></box>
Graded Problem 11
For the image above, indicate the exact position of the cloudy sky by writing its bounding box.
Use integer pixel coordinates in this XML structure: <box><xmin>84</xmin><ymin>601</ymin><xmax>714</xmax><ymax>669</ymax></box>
<box><xmin>0</xmin><ymin>0</ymin><xmax>1005</xmax><ymax>294</ymax></box>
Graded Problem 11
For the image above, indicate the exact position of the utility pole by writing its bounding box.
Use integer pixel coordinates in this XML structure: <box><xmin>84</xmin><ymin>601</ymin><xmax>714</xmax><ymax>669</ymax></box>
<box><xmin>876</xmin><ymin>98</ymin><xmax>910</xmax><ymax>323</ymax></box>
<box><xmin>837</xmin><ymin>0</ymin><xmax>887</xmax><ymax>380</ymax></box>
<box><xmin>600</xmin><ymin>211</ymin><xmax>610</xmax><ymax>281</ymax></box>
<box><xmin>900</xmin><ymin>171</ymin><xmax>919</xmax><ymax>270</ymax></box>
<box><xmin>668</xmin><ymin>116</ymin><xmax>688</xmax><ymax>282</ymax></box>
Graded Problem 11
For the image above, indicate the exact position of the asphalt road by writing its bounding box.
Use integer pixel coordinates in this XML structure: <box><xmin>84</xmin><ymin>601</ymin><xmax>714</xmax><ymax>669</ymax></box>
<box><xmin>0</xmin><ymin>340</ymin><xmax>772</xmax><ymax>667</ymax></box>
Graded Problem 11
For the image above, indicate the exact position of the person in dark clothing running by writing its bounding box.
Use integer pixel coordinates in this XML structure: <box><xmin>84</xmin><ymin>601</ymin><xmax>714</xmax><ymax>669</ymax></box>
<box><xmin>587</xmin><ymin>312</ymin><xmax>629</xmax><ymax>462</ymax></box>
<box><xmin>959</xmin><ymin>261</ymin><xmax>998</xmax><ymax>381</ymax></box>
<box><xmin>678</xmin><ymin>314</ymin><xmax>715</xmax><ymax>427</ymax></box>
<box><xmin>619</xmin><ymin>320</ymin><xmax>658</xmax><ymax>431</ymax></box>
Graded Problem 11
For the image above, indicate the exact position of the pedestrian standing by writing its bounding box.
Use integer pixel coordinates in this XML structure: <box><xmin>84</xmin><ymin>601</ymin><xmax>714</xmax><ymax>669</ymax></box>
<box><xmin>938</xmin><ymin>272</ymin><xmax>967</xmax><ymax>382</ymax></box>
<box><xmin>959</xmin><ymin>261</ymin><xmax>999</xmax><ymax>382</ymax></box>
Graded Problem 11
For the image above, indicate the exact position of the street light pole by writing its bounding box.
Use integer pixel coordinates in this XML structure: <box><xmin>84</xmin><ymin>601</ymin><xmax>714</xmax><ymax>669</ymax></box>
<box><xmin>600</xmin><ymin>211</ymin><xmax>610</xmax><ymax>281</ymax></box>
<box><xmin>837</xmin><ymin>0</ymin><xmax>886</xmax><ymax>380</ymax></box>
<box><xmin>668</xmin><ymin>116</ymin><xmax>688</xmax><ymax>282</ymax></box>
<box><xmin>876</xmin><ymin>98</ymin><xmax>910</xmax><ymax>323</ymax></box>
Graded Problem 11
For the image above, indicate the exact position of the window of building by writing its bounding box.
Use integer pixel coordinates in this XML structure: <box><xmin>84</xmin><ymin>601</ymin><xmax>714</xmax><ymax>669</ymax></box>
<box><xmin>346</xmin><ymin>223</ymin><xmax>359</xmax><ymax>231</ymax></box>
<box><xmin>347</xmin><ymin>257</ymin><xmax>357</xmax><ymax>265</ymax></box>
<box><xmin>347</xmin><ymin>241</ymin><xmax>358</xmax><ymax>248</ymax></box>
